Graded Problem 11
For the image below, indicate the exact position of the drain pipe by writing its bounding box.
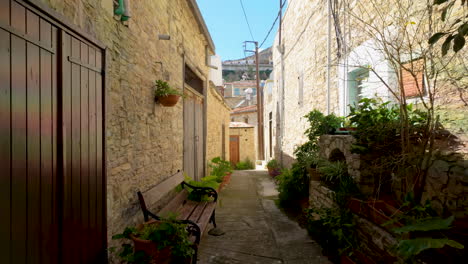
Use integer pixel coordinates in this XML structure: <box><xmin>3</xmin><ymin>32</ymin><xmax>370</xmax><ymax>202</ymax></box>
<box><xmin>327</xmin><ymin>0</ymin><xmax>331</xmax><ymax>115</ymax></box>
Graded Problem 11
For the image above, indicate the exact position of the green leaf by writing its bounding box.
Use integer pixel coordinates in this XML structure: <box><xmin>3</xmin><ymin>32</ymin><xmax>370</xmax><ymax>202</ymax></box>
<box><xmin>453</xmin><ymin>34</ymin><xmax>466</xmax><ymax>52</ymax></box>
<box><xmin>392</xmin><ymin>216</ymin><xmax>454</xmax><ymax>234</ymax></box>
<box><xmin>397</xmin><ymin>238</ymin><xmax>464</xmax><ymax>259</ymax></box>
<box><xmin>458</xmin><ymin>22</ymin><xmax>468</xmax><ymax>36</ymax></box>
<box><xmin>441</xmin><ymin>35</ymin><xmax>455</xmax><ymax>56</ymax></box>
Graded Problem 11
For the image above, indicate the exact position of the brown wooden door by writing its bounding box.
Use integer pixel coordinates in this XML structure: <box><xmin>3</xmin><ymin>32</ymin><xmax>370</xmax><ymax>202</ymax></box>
<box><xmin>0</xmin><ymin>1</ymin><xmax>106</xmax><ymax>263</ymax></box>
<box><xmin>230</xmin><ymin>135</ymin><xmax>240</xmax><ymax>165</ymax></box>
<box><xmin>60</xmin><ymin>32</ymin><xmax>106</xmax><ymax>264</ymax></box>
<box><xmin>184</xmin><ymin>88</ymin><xmax>205</xmax><ymax>181</ymax></box>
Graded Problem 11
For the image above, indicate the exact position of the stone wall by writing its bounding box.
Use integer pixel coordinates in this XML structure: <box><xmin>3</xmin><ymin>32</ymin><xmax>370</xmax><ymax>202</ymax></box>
<box><xmin>206</xmin><ymin>84</ymin><xmax>231</xmax><ymax>163</ymax></box>
<box><xmin>39</xmin><ymin>0</ymin><xmax>214</xmax><ymax>249</ymax></box>
<box><xmin>230</xmin><ymin>127</ymin><xmax>256</xmax><ymax>163</ymax></box>
<box><xmin>266</xmin><ymin>0</ymin><xmax>467</xmax><ymax>169</ymax></box>
<box><xmin>317</xmin><ymin>135</ymin><xmax>468</xmax><ymax>217</ymax></box>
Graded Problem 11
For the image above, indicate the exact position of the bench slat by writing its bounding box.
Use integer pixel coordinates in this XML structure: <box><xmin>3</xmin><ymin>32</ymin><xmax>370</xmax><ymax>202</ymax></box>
<box><xmin>188</xmin><ymin>201</ymin><xmax>208</xmax><ymax>223</ymax></box>
<box><xmin>196</xmin><ymin>202</ymin><xmax>216</xmax><ymax>233</ymax></box>
<box><xmin>158</xmin><ymin>190</ymin><xmax>188</xmax><ymax>217</ymax></box>
<box><xmin>176</xmin><ymin>200</ymin><xmax>199</xmax><ymax>220</ymax></box>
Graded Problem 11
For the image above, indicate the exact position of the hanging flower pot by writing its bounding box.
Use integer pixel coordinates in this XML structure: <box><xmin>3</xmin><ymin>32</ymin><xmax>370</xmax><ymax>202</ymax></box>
<box><xmin>157</xmin><ymin>94</ymin><xmax>180</xmax><ymax>107</ymax></box>
<box><xmin>154</xmin><ymin>80</ymin><xmax>183</xmax><ymax>107</ymax></box>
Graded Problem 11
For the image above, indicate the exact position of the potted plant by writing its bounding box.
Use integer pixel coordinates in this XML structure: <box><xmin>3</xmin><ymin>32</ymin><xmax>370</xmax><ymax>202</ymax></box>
<box><xmin>266</xmin><ymin>159</ymin><xmax>281</xmax><ymax>178</ymax></box>
<box><xmin>154</xmin><ymin>80</ymin><xmax>183</xmax><ymax>107</ymax></box>
<box><xmin>112</xmin><ymin>216</ymin><xmax>195</xmax><ymax>264</ymax></box>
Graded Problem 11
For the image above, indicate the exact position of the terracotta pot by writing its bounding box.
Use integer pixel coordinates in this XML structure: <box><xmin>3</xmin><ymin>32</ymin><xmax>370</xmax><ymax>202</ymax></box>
<box><xmin>347</xmin><ymin>198</ymin><xmax>404</xmax><ymax>230</ymax></box>
<box><xmin>340</xmin><ymin>255</ymin><xmax>356</xmax><ymax>264</ymax></box>
<box><xmin>130</xmin><ymin>220</ymin><xmax>191</xmax><ymax>264</ymax></box>
<box><xmin>267</xmin><ymin>167</ymin><xmax>281</xmax><ymax>178</ymax></box>
<box><xmin>157</xmin><ymin>94</ymin><xmax>180</xmax><ymax>107</ymax></box>
<box><xmin>307</xmin><ymin>167</ymin><xmax>320</xmax><ymax>181</ymax></box>
<box><xmin>131</xmin><ymin>234</ymin><xmax>172</xmax><ymax>264</ymax></box>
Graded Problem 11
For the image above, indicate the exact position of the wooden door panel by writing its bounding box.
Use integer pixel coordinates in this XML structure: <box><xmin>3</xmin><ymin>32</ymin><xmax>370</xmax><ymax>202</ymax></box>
<box><xmin>2</xmin><ymin>2</ymin><xmax>59</xmax><ymax>263</ymax></box>
<box><xmin>230</xmin><ymin>136</ymin><xmax>240</xmax><ymax>165</ymax></box>
<box><xmin>62</xmin><ymin>32</ymin><xmax>105</xmax><ymax>264</ymax></box>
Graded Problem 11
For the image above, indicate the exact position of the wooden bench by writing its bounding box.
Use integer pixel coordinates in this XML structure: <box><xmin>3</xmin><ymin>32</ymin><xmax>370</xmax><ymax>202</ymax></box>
<box><xmin>136</xmin><ymin>171</ymin><xmax>218</xmax><ymax>264</ymax></box>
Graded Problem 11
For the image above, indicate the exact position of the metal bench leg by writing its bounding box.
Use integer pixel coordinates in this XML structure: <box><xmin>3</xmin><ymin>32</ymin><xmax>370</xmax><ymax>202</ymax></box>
<box><xmin>192</xmin><ymin>246</ymin><xmax>198</xmax><ymax>264</ymax></box>
<box><xmin>210</xmin><ymin>210</ymin><xmax>217</xmax><ymax>228</ymax></box>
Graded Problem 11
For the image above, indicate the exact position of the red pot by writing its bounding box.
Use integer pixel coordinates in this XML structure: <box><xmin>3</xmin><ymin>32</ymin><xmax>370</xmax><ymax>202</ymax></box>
<box><xmin>157</xmin><ymin>94</ymin><xmax>180</xmax><ymax>106</ymax></box>
<box><xmin>267</xmin><ymin>167</ymin><xmax>281</xmax><ymax>178</ymax></box>
<box><xmin>131</xmin><ymin>234</ymin><xmax>172</xmax><ymax>264</ymax></box>
<box><xmin>340</xmin><ymin>255</ymin><xmax>356</xmax><ymax>264</ymax></box>
<box><xmin>347</xmin><ymin>198</ymin><xmax>404</xmax><ymax>230</ymax></box>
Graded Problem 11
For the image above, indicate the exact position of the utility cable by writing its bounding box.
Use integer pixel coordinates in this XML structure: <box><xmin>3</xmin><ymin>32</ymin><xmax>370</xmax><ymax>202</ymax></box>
<box><xmin>239</xmin><ymin>0</ymin><xmax>255</xmax><ymax>41</ymax></box>
<box><xmin>259</xmin><ymin>0</ymin><xmax>288</xmax><ymax>48</ymax></box>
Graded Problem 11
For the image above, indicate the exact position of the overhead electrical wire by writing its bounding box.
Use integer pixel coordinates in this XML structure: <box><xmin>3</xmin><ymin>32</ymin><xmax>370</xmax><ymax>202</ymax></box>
<box><xmin>259</xmin><ymin>0</ymin><xmax>287</xmax><ymax>48</ymax></box>
<box><xmin>239</xmin><ymin>0</ymin><xmax>256</xmax><ymax>41</ymax></box>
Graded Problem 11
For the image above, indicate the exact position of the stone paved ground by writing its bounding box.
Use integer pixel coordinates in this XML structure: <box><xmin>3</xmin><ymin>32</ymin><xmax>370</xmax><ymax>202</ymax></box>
<box><xmin>198</xmin><ymin>170</ymin><xmax>331</xmax><ymax>264</ymax></box>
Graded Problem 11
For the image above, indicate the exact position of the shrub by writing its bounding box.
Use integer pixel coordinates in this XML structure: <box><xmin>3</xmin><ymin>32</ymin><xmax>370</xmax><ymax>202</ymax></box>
<box><xmin>235</xmin><ymin>158</ymin><xmax>255</xmax><ymax>170</ymax></box>
<box><xmin>294</xmin><ymin>110</ymin><xmax>343</xmax><ymax>168</ymax></box>
<box><xmin>306</xmin><ymin>207</ymin><xmax>358</xmax><ymax>257</ymax></box>
<box><xmin>179</xmin><ymin>175</ymin><xmax>220</xmax><ymax>202</ymax></box>
<box><xmin>112</xmin><ymin>214</ymin><xmax>195</xmax><ymax>263</ymax></box>
<box><xmin>208</xmin><ymin>157</ymin><xmax>232</xmax><ymax>182</ymax></box>
<box><xmin>266</xmin><ymin>159</ymin><xmax>280</xmax><ymax>169</ymax></box>
<box><xmin>276</xmin><ymin>163</ymin><xmax>309</xmax><ymax>205</ymax></box>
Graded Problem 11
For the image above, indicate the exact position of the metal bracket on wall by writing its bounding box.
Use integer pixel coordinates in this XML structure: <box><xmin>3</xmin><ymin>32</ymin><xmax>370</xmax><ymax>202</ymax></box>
<box><xmin>67</xmin><ymin>56</ymin><xmax>102</xmax><ymax>73</ymax></box>
<box><xmin>0</xmin><ymin>22</ymin><xmax>55</xmax><ymax>54</ymax></box>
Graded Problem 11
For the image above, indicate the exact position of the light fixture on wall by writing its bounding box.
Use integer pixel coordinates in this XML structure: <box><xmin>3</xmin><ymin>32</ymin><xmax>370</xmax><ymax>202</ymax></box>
<box><xmin>158</xmin><ymin>34</ymin><xmax>171</xmax><ymax>40</ymax></box>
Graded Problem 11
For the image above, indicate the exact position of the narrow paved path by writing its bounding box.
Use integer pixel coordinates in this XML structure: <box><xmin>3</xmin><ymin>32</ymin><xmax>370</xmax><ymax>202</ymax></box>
<box><xmin>198</xmin><ymin>170</ymin><xmax>331</xmax><ymax>264</ymax></box>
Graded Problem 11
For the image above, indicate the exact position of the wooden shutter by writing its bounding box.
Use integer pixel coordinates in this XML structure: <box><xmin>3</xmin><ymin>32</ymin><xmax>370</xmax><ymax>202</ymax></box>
<box><xmin>401</xmin><ymin>59</ymin><xmax>425</xmax><ymax>97</ymax></box>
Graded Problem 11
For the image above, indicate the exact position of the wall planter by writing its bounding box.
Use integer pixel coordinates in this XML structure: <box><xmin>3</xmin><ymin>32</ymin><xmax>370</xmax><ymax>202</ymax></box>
<box><xmin>154</xmin><ymin>80</ymin><xmax>183</xmax><ymax>107</ymax></box>
<box><xmin>348</xmin><ymin>198</ymin><xmax>404</xmax><ymax>230</ymax></box>
<box><xmin>157</xmin><ymin>94</ymin><xmax>180</xmax><ymax>107</ymax></box>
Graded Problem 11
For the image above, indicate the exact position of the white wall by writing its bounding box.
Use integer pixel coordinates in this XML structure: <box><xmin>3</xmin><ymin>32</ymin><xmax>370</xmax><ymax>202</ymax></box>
<box><xmin>209</xmin><ymin>54</ymin><xmax>223</xmax><ymax>87</ymax></box>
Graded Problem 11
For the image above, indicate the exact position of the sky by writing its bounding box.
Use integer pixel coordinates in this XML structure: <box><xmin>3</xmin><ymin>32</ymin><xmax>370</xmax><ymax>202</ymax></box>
<box><xmin>196</xmin><ymin>0</ymin><xmax>283</xmax><ymax>61</ymax></box>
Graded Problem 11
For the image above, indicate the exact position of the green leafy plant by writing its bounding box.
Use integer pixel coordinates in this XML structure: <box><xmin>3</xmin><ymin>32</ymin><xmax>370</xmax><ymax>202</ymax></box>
<box><xmin>392</xmin><ymin>216</ymin><xmax>464</xmax><ymax>261</ymax></box>
<box><xmin>306</xmin><ymin>207</ymin><xmax>358</xmax><ymax>257</ymax></box>
<box><xmin>154</xmin><ymin>80</ymin><xmax>183</xmax><ymax>97</ymax></box>
<box><xmin>428</xmin><ymin>0</ymin><xmax>467</xmax><ymax>55</ymax></box>
<box><xmin>294</xmin><ymin>110</ymin><xmax>343</xmax><ymax>168</ymax></box>
<box><xmin>235</xmin><ymin>158</ymin><xmax>255</xmax><ymax>170</ymax></box>
<box><xmin>317</xmin><ymin>160</ymin><xmax>347</xmax><ymax>186</ymax></box>
<box><xmin>276</xmin><ymin>163</ymin><xmax>309</xmax><ymax>205</ymax></box>
<box><xmin>208</xmin><ymin>157</ymin><xmax>232</xmax><ymax>182</ymax></box>
<box><xmin>266</xmin><ymin>159</ymin><xmax>280</xmax><ymax>169</ymax></box>
<box><xmin>179</xmin><ymin>175</ymin><xmax>220</xmax><ymax>202</ymax></box>
<box><xmin>112</xmin><ymin>214</ymin><xmax>195</xmax><ymax>263</ymax></box>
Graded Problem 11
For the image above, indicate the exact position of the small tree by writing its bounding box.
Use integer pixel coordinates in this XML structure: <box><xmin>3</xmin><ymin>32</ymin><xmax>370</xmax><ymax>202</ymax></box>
<box><xmin>344</xmin><ymin>0</ymin><xmax>466</xmax><ymax>203</ymax></box>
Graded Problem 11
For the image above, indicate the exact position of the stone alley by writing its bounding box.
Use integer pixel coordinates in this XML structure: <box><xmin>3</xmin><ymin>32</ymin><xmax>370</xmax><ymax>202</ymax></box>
<box><xmin>198</xmin><ymin>170</ymin><xmax>331</xmax><ymax>264</ymax></box>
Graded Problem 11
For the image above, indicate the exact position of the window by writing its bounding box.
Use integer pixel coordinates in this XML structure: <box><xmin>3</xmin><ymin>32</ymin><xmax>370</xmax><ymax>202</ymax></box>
<box><xmin>347</xmin><ymin>68</ymin><xmax>369</xmax><ymax>109</ymax></box>
<box><xmin>252</xmin><ymin>88</ymin><xmax>257</xmax><ymax>95</ymax></box>
<box><xmin>401</xmin><ymin>59</ymin><xmax>425</xmax><ymax>98</ymax></box>
<box><xmin>234</xmin><ymin>88</ymin><xmax>241</xmax><ymax>96</ymax></box>
<box><xmin>244</xmin><ymin>116</ymin><xmax>249</xmax><ymax>123</ymax></box>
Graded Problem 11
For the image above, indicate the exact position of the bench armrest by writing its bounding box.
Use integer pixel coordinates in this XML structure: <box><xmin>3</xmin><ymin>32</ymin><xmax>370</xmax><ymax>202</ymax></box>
<box><xmin>181</xmin><ymin>181</ymin><xmax>218</xmax><ymax>202</ymax></box>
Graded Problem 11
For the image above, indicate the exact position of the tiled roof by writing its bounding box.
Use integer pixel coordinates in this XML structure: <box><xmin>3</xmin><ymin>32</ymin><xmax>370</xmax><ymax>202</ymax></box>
<box><xmin>231</xmin><ymin>104</ymin><xmax>257</xmax><ymax>114</ymax></box>
<box><xmin>230</xmin><ymin>122</ymin><xmax>255</xmax><ymax>128</ymax></box>
<box><xmin>224</xmin><ymin>81</ymin><xmax>257</xmax><ymax>88</ymax></box>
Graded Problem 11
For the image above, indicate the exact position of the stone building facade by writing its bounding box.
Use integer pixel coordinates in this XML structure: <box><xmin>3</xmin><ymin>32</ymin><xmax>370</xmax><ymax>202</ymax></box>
<box><xmin>264</xmin><ymin>0</ymin><xmax>467</xmax><ymax>167</ymax></box>
<box><xmin>207</xmin><ymin>83</ymin><xmax>231</xmax><ymax>162</ymax></box>
<box><xmin>229</xmin><ymin>123</ymin><xmax>256</xmax><ymax>164</ymax></box>
<box><xmin>39</xmin><ymin>0</ymin><xmax>218</xmax><ymax>254</ymax></box>
<box><xmin>231</xmin><ymin>105</ymin><xmax>258</xmax><ymax>159</ymax></box>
